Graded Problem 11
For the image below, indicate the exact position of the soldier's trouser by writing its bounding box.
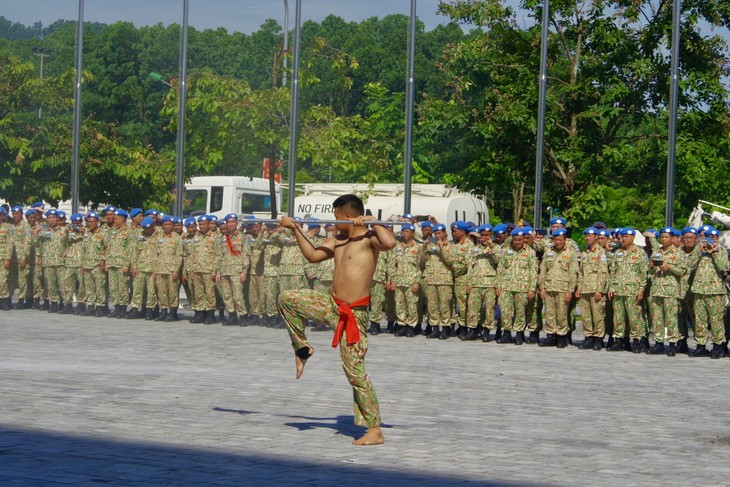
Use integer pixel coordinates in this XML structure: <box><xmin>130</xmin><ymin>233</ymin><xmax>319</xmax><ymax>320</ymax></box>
<box><xmin>33</xmin><ymin>259</ymin><xmax>46</xmax><ymax>300</ymax></box>
<box><xmin>156</xmin><ymin>273</ymin><xmax>179</xmax><ymax>311</ymax></box>
<box><xmin>107</xmin><ymin>267</ymin><xmax>131</xmax><ymax>306</ymax></box>
<box><xmin>314</xmin><ymin>279</ymin><xmax>333</xmax><ymax>295</ymax></box>
<box><xmin>0</xmin><ymin>264</ymin><xmax>9</xmax><ymax>299</ymax></box>
<box><xmin>280</xmin><ymin>274</ymin><xmax>307</xmax><ymax>294</ymax></box>
<box><xmin>678</xmin><ymin>295</ymin><xmax>694</xmax><ymax>340</ymax></box>
<box><xmin>83</xmin><ymin>266</ymin><xmax>106</xmax><ymax>306</ymax></box>
<box><xmin>394</xmin><ymin>285</ymin><xmax>418</xmax><ymax>326</ymax></box>
<box><xmin>466</xmin><ymin>286</ymin><xmax>496</xmax><ymax>329</ymax></box>
<box><xmin>384</xmin><ymin>288</ymin><xmax>396</xmax><ymax>322</ymax></box>
<box><xmin>612</xmin><ymin>295</ymin><xmax>647</xmax><ymax>340</ymax></box>
<box><xmin>15</xmin><ymin>262</ymin><xmax>31</xmax><ymax>300</ymax></box>
<box><xmin>453</xmin><ymin>282</ymin><xmax>468</xmax><ymax>326</ymax></box>
<box><xmin>424</xmin><ymin>283</ymin><xmax>453</xmax><ymax>327</ymax></box>
<box><xmin>544</xmin><ymin>291</ymin><xmax>570</xmax><ymax>336</ymax></box>
<box><xmin>44</xmin><ymin>265</ymin><xmax>63</xmax><ymax>303</ymax></box>
<box><xmin>191</xmin><ymin>272</ymin><xmax>216</xmax><ymax>311</ymax></box>
<box><xmin>262</xmin><ymin>275</ymin><xmax>279</xmax><ymax>316</ymax></box>
<box><xmin>248</xmin><ymin>274</ymin><xmax>264</xmax><ymax>315</ymax></box>
<box><xmin>130</xmin><ymin>271</ymin><xmax>156</xmax><ymax>309</ymax></box>
<box><xmin>278</xmin><ymin>289</ymin><xmax>381</xmax><ymax>428</ymax></box>
<box><xmin>62</xmin><ymin>266</ymin><xmax>84</xmax><ymax>303</ymax></box>
<box><xmin>499</xmin><ymin>291</ymin><xmax>528</xmax><ymax>332</ymax></box>
<box><xmin>649</xmin><ymin>295</ymin><xmax>679</xmax><ymax>343</ymax></box>
<box><xmin>579</xmin><ymin>294</ymin><xmax>606</xmax><ymax>337</ymax></box>
<box><xmin>369</xmin><ymin>280</ymin><xmax>386</xmax><ymax>324</ymax></box>
<box><xmin>219</xmin><ymin>275</ymin><xmax>246</xmax><ymax>314</ymax></box>
<box><xmin>692</xmin><ymin>294</ymin><xmax>726</xmax><ymax>346</ymax></box>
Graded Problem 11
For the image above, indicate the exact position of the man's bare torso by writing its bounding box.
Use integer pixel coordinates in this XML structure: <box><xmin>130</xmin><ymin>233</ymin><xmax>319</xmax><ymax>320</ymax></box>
<box><xmin>331</xmin><ymin>230</ymin><xmax>378</xmax><ymax>303</ymax></box>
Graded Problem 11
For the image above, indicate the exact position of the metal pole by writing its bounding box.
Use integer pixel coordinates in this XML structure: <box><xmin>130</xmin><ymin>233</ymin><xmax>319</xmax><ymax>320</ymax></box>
<box><xmin>403</xmin><ymin>0</ymin><xmax>416</xmax><ymax>215</ymax></box>
<box><xmin>532</xmin><ymin>0</ymin><xmax>549</xmax><ymax>229</ymax></box>
<box><xmin>286</xmin><ymin>0</ymin><xmax>302</xmax><ymax>217</ymax></box>
<box><xmin>175</xmin><ymin>0</ymin><xmax>190</xmax><ymax>217</ymax></box>
<box><xmin>282</xmin><ymin>0</ymin><xmax>289</xmax><ymax>87</ymax></box>
<box><xmin>665</xmin><ymin>0</ymin><xmax>682</xmax><ymax>226</ymax></box>
<box><xmin>70</xmin><ymin>0</ymin><xmax>84</xmax><ymax>213</ymax></box>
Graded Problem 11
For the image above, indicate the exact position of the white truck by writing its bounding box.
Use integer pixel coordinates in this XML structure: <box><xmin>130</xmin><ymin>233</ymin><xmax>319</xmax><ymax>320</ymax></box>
<box><xmin>293</xmin><ymin>183</ymin><xmax>489</xmax><ymax>227</ymax></box>
<box><xmin>183</xmin><ymin>176</ymin><xmax>282</xmax><ymax>219</ymax></box>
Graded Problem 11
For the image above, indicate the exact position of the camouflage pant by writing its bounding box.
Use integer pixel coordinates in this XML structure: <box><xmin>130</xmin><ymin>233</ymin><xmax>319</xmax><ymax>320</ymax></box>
<box><xmin>313</xmin><ymin>278</ymin><xmax>333</xmax><ymax>295</ymax></box>
<box><xmin>424</xmin><ymin>284</ymin><xmax>453</xmax><ymax>327</ymax></box>
<box><xmin>544</xmin><ymin>291</ymin><xmax>570</xmax><ymax>336</ymax></box>
<box><xmin>466</xmin><ymin>286</ymin><xmax>496</xmax><ymax>329</ymax></box>
<box><xmin>394</xmin><ymin>285</ymin><xmax>419</xmax><ymax>327</ymax></box>
<box><xmin>83</xmin><ymin>266</ymin><xmax>107</xmax><ymax>306</ymax></box>
<box><xmin>62</xmin><ymin>266</ymin><xmax>85</xmax><ymax>303</ymax></box>
<box><xmin>33</xmin><ymin>258</ymin><xmax>46</xmax><ymax>300</ymax></box>
<box><xmin>678</xmin><ymin>295</ymin><xmax>694</xmax><ymax>340</ymax></box>
<box><xmin>248</xmin><ymin>275</ymin><xmax>264</xmax><ymax>315</ymax></box>
<box><xmin>108</xmin><ymin>267</ymin><xmax>131</xmax><ymax>306</ymax></box>
<box><xmin>130</xmin><ymin>271</ymin><xmax>157</xmax><ymax>309</ymax></box>
<box><xmin>190</xmin><ymin>272</ymin><xmax>216</xmax><ymax>311</ymax></box>
<box><xmin>453</xmin><ymin>282</ymin><xmax>468</xmax><ymax>326</ymax></box>
<box><xmin>526</xmin><ymin>295</ymin><xmax>544</xmax><ymax>333</ymax></box>
<box><xmin>44</xmin><ymin>265</ymin><xmax>63</xmax><ymax>303</ymax></box>
<box><xmin>692</xmin><ymin>293</ymin><xmax>726</xmax><ymax>345</ymax></box>
<box><xmin>262</xmin><ymin>275</ymin><xmax>279</xmax><ymax>316</ymax></box>
<box><xmin>649</xmin><ymin>296</ymin><xmax>679</xmax><ymax>343</ymax></box>
<box><xmin>279</xmin><ymin>274</ymin><xmax>307</xmax><ymax>294</ymax></box>
<box><xmin>368</xmin><ymin>281</ymin><xmax>395</xmax><ymax>324</ymax></box>
<box><xmin>218</xmin><ymin>274</ymin><xmax>245</xmax><ymax>314</ymax></box>
<box><xmin>156</xmin><ymin>274</ymin><xmax>179</xmax><ymax>311</ymax></box>
<box><xmin>612</xmin><ymin>295</ymin><xmax>647</xmax><ymax>340</ymax></box>
<box><xmin>10</xmin><ymin>260</ymin><xmax>31</xmax><ymax>300</ymax></box>
<box><xmin>278</xmin><ymin>289</ymin><xmax>381</xmax><ymax>428</ymax></box>
<box><xmin>579</xmin><ymin>294</ymin><xmax>606</xmax><ymax>337</ymax></box>
<box><xmin>0</xmin><ymin>264</ymin><xmax>8</xmax><ymax>299</ymax></box>
<box><xmin>499</xmin><ymin>291</ymin><xmax>528</xmax><ymax>332</ymax></box>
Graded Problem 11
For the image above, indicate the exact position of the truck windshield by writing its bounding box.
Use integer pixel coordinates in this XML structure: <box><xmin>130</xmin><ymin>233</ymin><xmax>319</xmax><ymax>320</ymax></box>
<box><xmin>241</xmin><ymin>193</ymin><xmax>271</xmax><ymax>213</ymax></box>
<box><xmin>183</xmin><ymin>189</ymin><xmax>207</xmax><ymax>217</ymax></box>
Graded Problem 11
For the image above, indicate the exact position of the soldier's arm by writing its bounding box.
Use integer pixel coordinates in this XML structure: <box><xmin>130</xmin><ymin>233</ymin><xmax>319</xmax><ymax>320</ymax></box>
<box><xmin>568</xmin><ymin>252</ymin><xmax>579</xmax><ymax>292</ymax></box>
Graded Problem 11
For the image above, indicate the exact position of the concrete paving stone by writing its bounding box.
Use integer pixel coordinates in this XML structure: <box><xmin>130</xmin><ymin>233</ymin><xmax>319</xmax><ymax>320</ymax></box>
<box><xmin>1</xmin><ymin>308</ymin><xmax>730</xmax><ymax>485</ymax></box>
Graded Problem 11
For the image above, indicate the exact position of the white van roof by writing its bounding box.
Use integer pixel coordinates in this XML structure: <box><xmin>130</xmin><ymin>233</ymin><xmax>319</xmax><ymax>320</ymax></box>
<box><xmin>188</xmin><ymin>176</ymin><xmax>279</xmax><ymax>193</ymax></box>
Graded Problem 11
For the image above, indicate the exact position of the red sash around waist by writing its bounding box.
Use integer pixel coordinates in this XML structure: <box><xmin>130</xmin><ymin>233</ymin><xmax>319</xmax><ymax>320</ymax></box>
<box><xmin>331</xmin><ymin>295</ymin><xmax>370</xmax><ymax>348</ymax></box>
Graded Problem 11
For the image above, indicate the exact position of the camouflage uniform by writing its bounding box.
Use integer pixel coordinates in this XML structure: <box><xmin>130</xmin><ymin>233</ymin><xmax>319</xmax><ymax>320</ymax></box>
<box><xmin>688</xmin><ymin>246</ymin><xmax>728</xmax><ymax>346</ymax></box>
<box><xmin>247</xmin><ymin>231</ymin><xmax>266</xmax><ymax>317</ymax></box>
<box><xmin>261</xmin><ymin>229</ymin><xmax>282</xmax><ymax>318</ymax></box>
<box><xmin>278</xmin><ymin>289</ymin><xmax>381</xmax><ymax>428</ymax></box>
<box><xmin>677</xmin><ymin>245</ymin><xmax>699</xmax><ymax>341</ymax></box>
<box><xmin>30</xmin><ymin>223</ymin><xmax>46</xmax><ymax>303</ymax></box>
<box><xmin>81</xmin><ymin>227</ymin><xmax>107</xmax><ymax>309</ymax></box>
<box><xmin>39</xmin><ymin>225</ymin><xmax>68</xmax><ymax>305</ymax></box>
<box><xmin>609</xmin><ymin>245</ymin><xmax>648</xmax><ymax>341</ymax></box>
<box><xmin>106</xmin><ymin>225</ymin><xmax>134</xmax><ymax>307</ymax></box>
<box><xmin>10</xmin><ymin>219</ymin><xmax>32</xmax><ymax>303</ymax></box>
<box><xmin>391</xmin><ymin>239</ymin><xmax>422</xmax><ymax>328</ymax></box>
<box><xmin>62</xmin><ymin>225</ymin><xmax>85</xmax><ymax>306</ymax></box>
<box><xmin>0</xmin><ymin>221</ymin><xmax>13</xmax><ymax>302</ymax></box>
<box><xmin>648</xmin><ymin>246</ymin><xmax>686</xmax><ymax>344</ymax></box>
<box><xmin>309</xmin><ymin>234</ymin><xmax>334</xmax><ymax>293</ymax></box>
<box><xmin>130</xmin><ymin>231</ymin><xmax>158</xmax><ymax>310</ymax></box>
<box><xmin>420</xmin><ymin>241</ymin><xmax>454</xmax><ymax>327</ymax></box>
<box><xmin>190</xmin><ymin>231</ymin><xmax>219</xmax><ymax>312</ymax></box>
<box><xmin>156</xmin><ymin>232</ymin><xmax>183</xmax><ymax>312</ymax></box>
<box><xmin>276</xmin><ymin>231</ymin><xmax>308</xmax><ymax>293</ymax></box>
<box><xmin>577</xmin><ymin>245</ymin><xmax>609</xmax><ymax>338</ymax></box>
<box><xmin>218</xmin><ymin>229</ymin><xmax>249</xmax><ymax>316</ymax></box>
<box><xmin>539</xmin><ymin>245</ymin><xmax>579</xmax><ymax>337</ymax></box>
<box><xmin>466</xmin><ymin>242</ymin><xmax>499</xmax><ymax>330</ymax></box>
<box><xmin>496</xmin><ymin>245</ymin><xmax>538</xmax><ymax>333</ymax></box>
<box><xmin>369</xmin><ymin>249</ymin><xmax>394</xmax><ymax>325</ymax></box>
<box><xmin>182</xmin><ymin>233</ymin><xmax>198</xmax><ymax>310</ymax></box>
<box><xmin>443</xmin><ymin>239</ymin><xmax>474</xmax><ymax>327</ymax></box>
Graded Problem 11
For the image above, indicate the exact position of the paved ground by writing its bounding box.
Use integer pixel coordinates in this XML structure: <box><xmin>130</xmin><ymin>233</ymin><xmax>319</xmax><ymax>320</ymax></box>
<box><xmin>1</xmin><ymin>307</ymin><xmax>730</xmax><ymax>486</ymax></box>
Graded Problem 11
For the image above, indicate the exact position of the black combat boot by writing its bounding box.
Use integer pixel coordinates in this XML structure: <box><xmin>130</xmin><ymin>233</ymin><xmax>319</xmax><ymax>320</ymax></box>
<box><xmin>690</xmin><ymin>344</ymin><xmax>710</xmax><ymax>357</ymax></box>
<box><xmin>368</xmin><ymin>321</ymin><xmax>381</xmax><ymax>335</ymax></box>
<box><xmin>40</xmin><ymin>300</ymin><xmax>49</xmax><ymax>310</ymax></box>
<box><xmin>190</xmin><ymin>310</ymin><xmax>204</xmax><ymax>324</ymax></box>
<box><xmin>126</xmin><ymin>307</ymin><xmax>141</xmax><ymax>319</ymax></box>
<box><xmin>676</xmin><ymin>337</ymin><xmax>689</xmax><ymax>354</ymax></box>
<box><xmin>607</xmin><ymin>337</ymin><xmax>624</xmax><ymax>351</ymax></box>
<box><xmin>205</xmin><ymin>310</ymin><xmax>218</xmax><ymax>325</ymax></box>
<box><xmin>83</xmin><ymin>305</ymin><xmax>96</xmax><ymax>317</ymax></box>
<box><xmin>579</xmin><ymin>336</ymin><xmax>594</xmax><ymax>350</ymax></box>
<box><xmin>218</xmin><ymin>308</ymin><xmax>225</xmax><ymax>322</ymax></box>
<box><xmin>0</xmin><ymin>298</ymin><xmax>10</xmax><ymax>311</ymax></box>
<box><xmin>60</xmin><ymin>303</ymin><xmax>75</xmax><ymax>314</ymax></box>
<box><xmin>386</xmin><ymin>321</ymin><xmax>395</xmax><ymax>334</ymax></box>
<box><xmin>13</xmin><ymin>298</ymin><xmax>25</xmax><ymax>310</ymax></box>
<box><xmin>710</xmin><ymin>344</ymin><xmax>726</xmax><ymax>359</ymax></box>
<box><xmin>647</xmin><ymin>342</ymin><xmax>665</xmax><ymax>355</ymax></box>
<box><xmin>223</xmin><ymin>312</ymin><xmax>238</xmax><ymax>325</ymax></box>
<box><xmin>630</xmin><ymin>338</ymin><xmax>641</xmax><ymax>353</ymax></box>
<box><xmin>115</xmin><ymin>305</ymin><xmax>127</xmax><ymax>319</ymax></box>
<box><xmin>527</xmin><ymin>331</ymin><xmax>540</xmax><ymax>344</ymax></box>
<box><xmin>403</xmin><ymin>326</ymin><xmax>415</xmax><ymax>338</ymax></box>
<box><xmin>638</xmin><ymin>336</ymin><xmax>650</xmax><ymax>353</ymax></box>
<box><xmin>439</xmin><ymin>326</ymin><xmax>450</xmax><ymax>340</ymax></box>
<box><xmin>592</xmin><ymin>337</ymin><xmax>603</xmax><ymax>350</ymax></box>
<box><xmin>32</xmin><ymin>298</ymin><xmax>41</xmax><ymax>309</ymax></box>
<box><xmin>494</xmin><ymin>326</ymin><xmax>503</xmax><ymax>341</ymax></box>
<box><xmin>497</xmin><ymin>330</ymin><xmax>513</xmax><ymax>344</ymax></box>
<box><xmin>427</xmin><ymin>326</ymin><xmax>441</xmax><ymax>339</ymax></box>
<box><xmin>556</xmin><ymin>334</ymin><xmax>567</xmax><ymax>348</ymax></box>
<box><xmin>666</xmin><ymin>342</ymin><xmax>676</xmax><ymax>357</ymax></box>
<box><xmin>413</xmin><ymin>323</ymin><xmax>423</xmax><ymax>336</ymax></box>
<box><xmin>154</xmin><ymin>309</ymin><xmax>169</xmax><ymax>322</ymax></box>
<box><xmin>539</xmin><ymin>334</ymin><xmax>557</xmax><ymax>347</ymax></box>
<box><xmin>239</xmin><ymin>314</ymin><xmax>249</xmax><ymax>327</ymax></box>
<box><xmin>462</xmin><ymin>328</ymin><xmax>479</xmax><ymax>341</ymax></box>
<box><xmin>49</xmin><ymin>302</ymin><xmax>58</xmax><ymax>313</ymax></box>
<box><xmin>424</xmin><ymin>325</ymin><xmax>432</xmax><ymax>337</ymax></box>
<box><xmin>394</xmin><ymin>324</ymin><xmax>407</xmax><ymax>337</ymax></box>
<box><xmin>513</xmin><ymin>331</ymin><xmax>525</xmax><ymax>345</ymax></box>
<box><xmin>165</xmin><ymin>310</ymin><xmax>178</xmax><ymax>322</ymax></box>
<box><xmin>94</xmin><ymin>306</ymin><xmax>106</xmax><ymax>317</ymax></box>
<box><xmin>74</xmin><ymin>303</ymin><xmax>86</xmax><ymax>315</ymax></box>
<box><xmin>481</xmin><ymin>329</ymin><xmax>493</xmax><ymax>342</ymax></box>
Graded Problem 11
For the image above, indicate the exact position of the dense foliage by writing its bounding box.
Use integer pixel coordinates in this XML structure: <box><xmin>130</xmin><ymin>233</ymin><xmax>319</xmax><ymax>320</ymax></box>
<box><xmin>0</xmin><ymin>3</ymin><xmax>728</xmax><ymax>229</ymax></box>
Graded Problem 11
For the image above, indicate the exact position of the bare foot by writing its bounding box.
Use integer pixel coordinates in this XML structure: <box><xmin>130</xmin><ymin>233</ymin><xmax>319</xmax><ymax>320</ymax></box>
<box><xmin>352</xmin><ymin>427</ymin><xmax>385</xmax><ymax>446</ymax></box>
<box><xmin>294</xmin><ymin>346</ymin><xmax>314</xmax><ymax>379</ymax></box>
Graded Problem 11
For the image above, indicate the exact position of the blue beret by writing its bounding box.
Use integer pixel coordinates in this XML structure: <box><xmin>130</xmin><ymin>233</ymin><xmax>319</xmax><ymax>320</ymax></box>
<box><xmin>433</xmin><ymin>223</ymin><xmax>446</xmax><ymax>232</ymax></box>
<box><xmin>671</xmin><ymin>228</ymin><xmax>681</xmax><ymax>237</ymax></box>
<box><xmin>223</xmin><ymin>213</ymin><xmax>238</xmax><ymax>221</ymax></box>
<box><xmin>659</xmin><ymin>227</ymin><xmax>674</xmax><ymax>235</ymax></box>
<box><xmin>493</xmin><ymin>223</ymin><xmax>508</xmax><ymax>235</ymax></box>
<box><xmin>700</xmin><ymin>225</ymin><xmax>715</xmax><ymax>233</ymax></box>
<box><xmin>477</xmin><ymin>224</ymin><xmax>493</xmax><ymax>233</ymax></box>
<box><xmin>209</xmin><ymin>215</ymin><xmax>218</xmax><ymax>222</ymax></box>
<box><xmin>510</xmin><ymin>227</ymin><xmax>528</xmax><ymax>237</ymax></box>
<box><xmin>86</xmin><ymin>212</ymin><xmax>99</xmax><ymax>220</ymax></box>
<box><xmin>114</xmin><ymin>209</ymin><xmax>128</xmax><ymax>218</ymax></box>
<box><xmin>681</xmin><ymin>227</ymin><xmax>698</xmax><ymax>235</ymax></box>
<box><xmin>552</xmin><ymin>228</ymin><xmax>568</xmax><ymax>237</ymax></box>
<box><xmin>57</xmin><ymin>211</ymin><xmax>66</xmax><ymax>218</ymax></box>
<box><xmin>70</xmin><ymin>213</ymin><xmax>83</xmax><ymax>222</ymax></box>
<box><xmin>550</xmin><ymin>217</ymin><xmax>567</xmax><ymax>226</ymax></box>
<box><xmin>172</xmin><ymin>217</ymin><xmax>182</xmax><ymax>224</ymax></box>
<box><xmin>45</xmin><ymin>209</ymin><xmax>57</xmax><ymax>217</ymax></box>
<box><xmin>144</xmin><ymin>209</ymin><xmax>159</xmax><ymax>217</ymax></box>
<box><xmin>707</xmin><ymin>229</ymin><xmax>720</xmax><ymax>237</ymax></box>
<box><xmin>129</xmin><ymin>208</ymin><xmax>143</xmax><ymax>218</ymax></box>
<box><xmin>103</xmin><ymin>206</ymin><xmax>117</xmax><ymax>214</ymax></box>
<box><xmin>11</xmin><ymin>205</ymin><xmax>23</xmax><ymax>212</ymax></box>
<box><xmin>184</xmin><ymin>217</ymin><xmax>197</xmax><ymax>226</ymax></box>
<box><xmin>402</xmin><ymin>214</ymin><xmax>414</xmax><ymax>220</ymax></box>
<box><xmin>619</xmin><ymin>228</ymin><xmax>636</xmax><ymax>236</ymax></box>
<box><xmin>402</xmin><ymin>224</ymin><xmax>415</xmax><ymax>231</ymax></box>
<box><xmin>610</xmin><ymin>228</ymin><xmax>621</xmax><ymax>237</ymax></box>
<box><xmin>25</xmin><ymin>209</ymin><xmax>35</xmax><ymax>217</ymax></box>
<box><xmin>140</xmin><ymin>217</ymin><xmax>155</xmax><ymax>228</ymax></box>
<box><xmin>217</xmin><ymin>220</ymin><xmax>226</xmax><ymax>226</ymax></box>
<box><xmin>522</xmin><ymin>226</ymin><xmax>534</xmax><ymax>233</ymax></box>
<box><xmin>420</xmin><ymin>221</ymin><xmax>433</xmax><ymax>228</ymax></box>
<box><xmin>597</xmin><ymin>229</ymin><xmax>609</xmax><ymax>237</ymax></box>
<box><xmin>0</xmin><ymin>207</ymin><xmax>7</xmax><ymax>215</ymax></box>
<box><xmin>452</xmin><ymin>221</ymin><xmax>470</xmax><ymax>232</ymax></box>
<box><xmin>197</xmin><ymin>215</ymin><xmax>210</xmax><ymax>222</ymax></box>
<box><xmin>160</xmin><ymin>215</ymin><xmax>173</xmax><ymax>223</ymax></box>
<box><xmin>583</xmin><ymin>227</ymin><xmax>598</xmax><ymax>235</ymax></box>
<box><xmin>324</xmin><ymin>222</ymin><xmax>336</xmax><ymax>228</ymax></box>
<box><xmin>31</xmin><ymin>202</ymin><xmax>44</xmax><ymax>208</ymax></box>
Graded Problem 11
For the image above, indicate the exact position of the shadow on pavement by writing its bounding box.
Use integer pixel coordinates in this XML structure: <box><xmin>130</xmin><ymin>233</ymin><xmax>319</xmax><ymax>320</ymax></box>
<box><xmin>0</xmin><ymin>425</ymin><xmax>536</xmax><ymax>486</ymax></box>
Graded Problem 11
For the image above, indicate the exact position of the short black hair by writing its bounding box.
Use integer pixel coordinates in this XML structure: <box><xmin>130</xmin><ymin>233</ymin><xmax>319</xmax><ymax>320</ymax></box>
<box><xmin>332</xmin><ymin>194</ymin><xmax>364</xmax><ymax>216</ymax></box>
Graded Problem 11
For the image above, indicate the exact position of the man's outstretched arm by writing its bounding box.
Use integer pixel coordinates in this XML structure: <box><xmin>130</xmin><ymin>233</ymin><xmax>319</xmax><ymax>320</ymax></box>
<box><xmin>351</xmin><ymin>215</ymin><xmax>397</xmax><ymax>251</ymax></box>
<box><xmin>279</xmin><ymin>217</ymin><xmax>334</xmax><ymax>263</ymax></box>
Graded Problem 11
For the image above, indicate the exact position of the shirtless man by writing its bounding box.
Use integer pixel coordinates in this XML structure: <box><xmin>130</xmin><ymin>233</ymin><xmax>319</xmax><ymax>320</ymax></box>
<box><xmin>278</xmin><ymin>194</ymin><xmax>396</xmax><ymax>446</ymax></box>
